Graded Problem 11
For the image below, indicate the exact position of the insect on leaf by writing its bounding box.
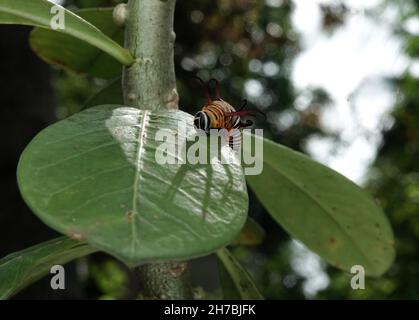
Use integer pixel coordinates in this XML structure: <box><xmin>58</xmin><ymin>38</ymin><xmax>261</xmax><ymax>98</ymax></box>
<box><xmin>17</xmin><ymin>105</ymin><xmax>248</xmax><ymax>265</ymax></box>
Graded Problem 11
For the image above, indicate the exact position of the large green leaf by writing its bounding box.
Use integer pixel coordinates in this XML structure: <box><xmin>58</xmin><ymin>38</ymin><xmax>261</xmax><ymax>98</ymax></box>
<box><xmin>17</xmin><ymin>105</ymin><xmax>248</xmax><ymax>265</ymax></box>
<box><xmin>0</xmin><ymin>0</ymin><xmax>133</xmax><ymax>66</ymax></box>
<box><xmin>244</xmin><ymin>134</ymin><xmax>395</xmax><ymax>276</ymax></box>
<box><xmin>30</xmin><ymin>8</ymin><xmax>124</xmax><ymax>78</ymax></box>
<box><xmin>216</xmin><ymin>247</ymin><xmax>263</xmax><ymax>300</ymax></box>
<box><xmin>0</xmin><ymin>237</ymin><xmax>95</xmax><ymax>300</ymax></box>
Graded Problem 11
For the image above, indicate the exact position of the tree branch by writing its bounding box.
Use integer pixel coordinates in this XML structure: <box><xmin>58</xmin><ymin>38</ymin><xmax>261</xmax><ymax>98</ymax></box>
<box><xmin>123</xmin><ymin>0</ymin><xmax>179</xmax><ymax>110</ymax></box>
<box><xmin>136</xmin><ymin>261</ymin><xmax>193</xmax><ymax>300</ymax></box>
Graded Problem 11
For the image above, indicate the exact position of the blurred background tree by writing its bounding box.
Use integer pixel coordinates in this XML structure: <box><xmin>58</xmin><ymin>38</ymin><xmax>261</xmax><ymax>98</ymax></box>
<box><xmin>1</xmin><ymin>0</ymin><xmax>418</xmax><ymax>299</ymax></box>
<box><xmin>317</xmin><ymin>0</ymin><xmax>419</xmax><ymax>299</ymax></box>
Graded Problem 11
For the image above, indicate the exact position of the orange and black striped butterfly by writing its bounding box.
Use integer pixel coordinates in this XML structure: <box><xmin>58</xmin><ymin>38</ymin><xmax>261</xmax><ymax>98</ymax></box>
<box><xmin>193</xmin><ymin>77</ymin><xmax>264</xmax><ymax>150</ymax></box>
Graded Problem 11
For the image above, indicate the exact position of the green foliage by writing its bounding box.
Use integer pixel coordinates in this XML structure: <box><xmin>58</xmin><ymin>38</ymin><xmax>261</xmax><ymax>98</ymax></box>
<box><xmin>244</xmin><ymin>135</ymin><xmax>395</xmax><ymax>276</ymax></box>
<box><xmin>84</xmin><ymin>77</ymin><xmax>123</xmax><ymax>109</ymax></box>
<box><xmin>0</xmin><ymin>0</ymin><xmax>133</xmax><ymax>65</ymax></box>
<box><xmin>0</xmin><ymin>237</ymin><xmax>95</xmax><ymax>300</ymax></box>
<box><xmin>53</xmin><ymin>72</ymin><xmax>103</xmax><ymax>118</ymax></box>
<box><xmin>89</xmin><ymin>260</ymin><xmax>129</xmax><ymax>300</ymax></box>
<box><xmin>216</xmin><ymin>247</ymin><xmax>263</xmax><ymax>300</ymax></box>
<box><xmin>17</xmin><ymin>105</ymin><xmax>248</xmax><ymax>265</ymax></box>
<box><xmin>30</xmin><ymin>8</ymin><xmax>124</xmax><ymax>78</ymax></box>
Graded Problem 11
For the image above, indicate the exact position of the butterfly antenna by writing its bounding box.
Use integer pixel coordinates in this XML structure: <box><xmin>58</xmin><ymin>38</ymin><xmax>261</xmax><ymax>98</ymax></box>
<box><xmin>192</xmin><ymin>76</ymin><xmax>212</xmax><ymax>104</ymax></box>
<box><xmin>207</xmin><ymin>78</ymin><xmax>222</xmax><ymax>100</ymax></box>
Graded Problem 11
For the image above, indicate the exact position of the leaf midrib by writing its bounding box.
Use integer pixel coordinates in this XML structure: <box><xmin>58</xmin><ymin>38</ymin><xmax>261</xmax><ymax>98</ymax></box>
<box><xmin>130</xmin><ymin>110</ymin><xmax>150</xmax><ymax>255</ymax></box>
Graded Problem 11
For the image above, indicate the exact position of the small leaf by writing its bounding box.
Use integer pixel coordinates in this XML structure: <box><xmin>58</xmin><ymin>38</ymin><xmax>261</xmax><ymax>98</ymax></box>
<box><xmin>232</xmin><ymin>217</ymin><xmax>265</xmax><ymax>246</ymax></box>
<box><xmin>0</xmin><ymin>0</ymin><xmax>133</xmax><ymax>66</ymax></box>
<box><xmin>216</xmin><ymin>247</ymin><xmax>263</xmax><ymax>300</ymax></box>
<box><xmin>0</xmin><ymin>237</ymin><xmax>95</xmax><ymax>300</ymax></box>
<box><xmin>17</xmin><ymin>105</ymin><xmax>248</xmax><ymax>265</ymax></box>
<box><xmin>84</xmin><ymin>77</ymin><xmax>123</xmax><ymax>108</ymax></box>
<box><xmin>30</xmin><ymin>8</ymin><xmax>124</xmax><ymax>78</ymax></box>
<box><xmin>244</xmin><ymin>134</ymin><xmax>395</xmax><ymax>276</ymax></box>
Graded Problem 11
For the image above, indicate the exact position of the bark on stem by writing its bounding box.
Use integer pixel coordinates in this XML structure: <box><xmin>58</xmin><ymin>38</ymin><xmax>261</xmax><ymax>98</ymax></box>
<box><xmin>122</xmin><ymin>0</ymin><xmax>190</xmax><ymax>300</ymax></box>
<box><xmin>136</xmin><ymin>261</ymin><xmax>193</xmax><ymax>300</ymax></box>
<box><xmin>123</xmin><ymin>0</ymin><xmax>179</xmax><ymax>110</ymax></box>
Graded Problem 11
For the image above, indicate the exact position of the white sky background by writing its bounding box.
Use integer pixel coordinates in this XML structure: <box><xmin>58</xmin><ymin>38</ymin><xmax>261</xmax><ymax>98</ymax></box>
<box><xmin>282</xmin><ymin>0</ymin><xmax>413</xmax><ymax>298</ymax></box>
<box><xmin>292</xmin><ymin>0</ymin><xmax>410</xmax><ymax>184</ymax></box>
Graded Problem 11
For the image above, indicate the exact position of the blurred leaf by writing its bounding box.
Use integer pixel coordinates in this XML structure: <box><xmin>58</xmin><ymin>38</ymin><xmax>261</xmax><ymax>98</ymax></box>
<box><xmin>90</xmin><ymin>260</ymin><xmax>128</xmax><ymax>299</ymax></box>
<box><xmin>76</xmin><ymin>0</ymin><xmax>110</xmax><ymax>8</ymax></box>
<box><xmin>405</xmin><ymin>35</ymin><xmax>419</xmax><ymax>58</ymax></box>
<box><xmin>232</xmin><ymin>217</ymin><xmax>266</xmax><ymax>246</ymax></box>
<box><xmin>244</xmin><ymin>134</ymin><xmax>395</xmax><ymax>276</ymax></box>
<box><xmin>84</xmin><ymin>77</ymin><xmax>123</xmax><ymax>108</ymax></box>
<box><xmin>17</xmin><ymin>105</ymin><xmax>248</xmax><ymax>265</ymax></box>
<box><xmin>0</xmin><ymin>237</ymin><xmax>95</xmax><ymax>300</ymax></box>
<box><xmin>216</xmin><ymin>247</ymin><xmax>263</xmax><ymax>300</ymax></box>
<box><xmin>0</xmin><ymin>0</ymin><xmax>133</xmax><ymax>66</ymax></box>
<box><xmin>54</xmin><ymin>72</ymin><xmax>100</xmax><ymax>118</ymax></box>
<box><xmin>217</xmin><ymin>255</ymin><xmax>241</xmax><ymax>299</ymax></box>
<box><xmin>30</xmin><ymin>8</ymin><xmax>124</xmax><ymax>78</ymax></box>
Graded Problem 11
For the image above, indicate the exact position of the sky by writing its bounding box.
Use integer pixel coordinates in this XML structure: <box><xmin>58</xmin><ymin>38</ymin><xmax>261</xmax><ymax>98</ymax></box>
<box><xmin>292</xmin><ymin>0</ymin><xmax>410</xmax><ymax>184</ymax></box>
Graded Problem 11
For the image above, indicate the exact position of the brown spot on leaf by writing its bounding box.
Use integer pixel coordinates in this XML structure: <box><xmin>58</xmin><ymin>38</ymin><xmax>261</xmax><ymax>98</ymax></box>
<box><xmin>329</xmin><ymin>237</ymin><xmax>337</xmax><ymax>244</ymax></box>
<box><xmin>125</xmin><ymin>210</ymin><xmax>136</xmax><ymax>222</ymax></box>
<box><xmin>67</xmin><ymin>230</ymin><xmax>85</xmax><ymax>241</ymax></box>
